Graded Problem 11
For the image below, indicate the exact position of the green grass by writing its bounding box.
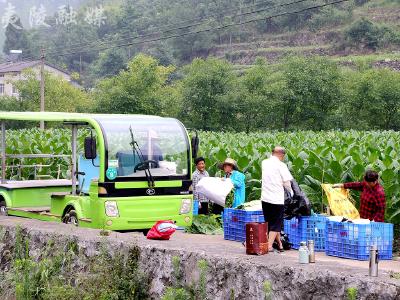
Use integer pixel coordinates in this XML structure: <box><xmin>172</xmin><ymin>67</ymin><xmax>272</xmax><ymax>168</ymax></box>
<box><xmin>255</xmin><ymin>44</ymin><xmax>331</xmax><ymax>53</ymax></box>
<box><xmin>227</xmin><ymin>45</ymin><xmax>332</xmax><ymax>59</ymax></box>
<box><xmin>346</xmin><ymin>287</ymin><xmax>358</xmax><ymax>300</ymax></box>
<box><xmin>333</xmin><ymin>52</ymin><xmax>400</xmax><ymax>64</ymax></box>
<box><xmin>364</xmin><ymin>0</ymin><xmax>400</xmax><ymax>9</ymax></box>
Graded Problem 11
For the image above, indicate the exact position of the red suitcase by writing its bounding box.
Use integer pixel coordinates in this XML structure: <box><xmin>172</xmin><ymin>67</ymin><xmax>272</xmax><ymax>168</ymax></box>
<box><xmin>246</xmin><ymin>222</ymin><xmax>268</xmax><ymax>255</ymax></box>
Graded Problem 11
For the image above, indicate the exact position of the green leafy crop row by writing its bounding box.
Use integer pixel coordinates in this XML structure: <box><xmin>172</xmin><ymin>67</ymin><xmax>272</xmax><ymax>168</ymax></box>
<box><xmin>2</xmin><ymin>128</ymin><xmax>399</xmax><ymax>223</ymax></box>
<box><xmin>198</xmin><ymin>130</ymin><xmax>400</xmax><ymax>223</ymax></box>
<box><xmin>2</xmin><ymin>128</ymin><xmax>88</xmax><ymax>180</ymax></box>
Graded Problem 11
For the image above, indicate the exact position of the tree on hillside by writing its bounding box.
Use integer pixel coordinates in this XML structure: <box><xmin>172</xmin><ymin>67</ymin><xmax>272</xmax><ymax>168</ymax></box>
<box><xmin>92</xmin><ymin>53</ymin><xmax>175</xmax><ymax>115</ymax></box>
<box><xmin>343</xmin><ymin>18</ymin><xmax>397</xmax><ymax>50</ymax></box>
<box><xmin>3</xmin><ymin>16</ymin><xmax>31</xmax><ymax>55</ymax></box>
<box><xmin>267</xmin><ymin>74</ymin><xmax>297</xmax><ymax>131</ymax></box>
<box><xmin>348</xmin><ymin>69</ymin><xmax>400</xmax><ymax>130</ymax></box>
<box><xmin>13</xmin><ymin>70</ymin><xmax>92</xmax><ymax>112</ymax></box>
<box><xmin>233</xmin><ymin>58</ymin><xmax>272</xmax><ymax>132</ymax></box>
<box><xmin>89</xmin><ymin>49</ymin><xmax>126</xmax><ymax>80</ymax></box>
<box><xmin>180</xmin><ymin>57</ymin><xmax>236</xmax><ymax>130</ymax></box>
<box><xmin>281</xmin><ymin>56</ymin><xmax>341</xmax><ymax>130</ymax></box>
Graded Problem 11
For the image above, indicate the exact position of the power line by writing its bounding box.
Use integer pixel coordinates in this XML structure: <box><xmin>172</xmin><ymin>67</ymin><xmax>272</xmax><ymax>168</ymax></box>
<box><xmin>32</xmin><ymin>0</ymin><xmax>308</xmax><ymax>55</ymax></box>
<box><xmin>90</xmin><ymin>0</ymin><xmax>314</xmax><ymax>47</ymax></box>
<box><xmin>22</xmin><ymin>0</ymin><xmax>322</xmax><ymax>60</ymax></box>
<box><xmin>45</xmin><ymin>0</ymin><xmax>350</xmax><ymax>59</ymax></box>
<box><xmin>40</xmin><ymin>0</ymin><xmax>314</xmax><ymax>58</ymax></box>
<box><xmin>106</xmin><ymin>0</ymin><xmax>279</xmax><ymax>30</ymax></box>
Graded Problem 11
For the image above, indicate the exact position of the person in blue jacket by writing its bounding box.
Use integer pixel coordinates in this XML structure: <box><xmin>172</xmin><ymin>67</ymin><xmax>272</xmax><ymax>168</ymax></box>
<box><xmin>220</xmin><ymin>158</ymin><xmax>246</xmax><ymax>208</ymax></box>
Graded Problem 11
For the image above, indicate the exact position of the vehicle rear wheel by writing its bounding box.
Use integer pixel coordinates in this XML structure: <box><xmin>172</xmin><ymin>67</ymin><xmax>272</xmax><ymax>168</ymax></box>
<box><xmin>0</xmin><ymin>201</ymin><xmax>7</xmax><ymax>216</ymax></box>
<box><xmin>142</xmin><ymin>229</ymin><xmax>150</xmax><ymax>236</ymax></box>
<box><xmin>64</xmin><ymin>210</ymin><xmax>78</xmax><ymax>226</ymax></box>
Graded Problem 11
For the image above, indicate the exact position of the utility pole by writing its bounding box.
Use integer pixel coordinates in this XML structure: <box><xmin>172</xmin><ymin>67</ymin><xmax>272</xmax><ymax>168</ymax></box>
<box><xmin>40</xmin><ymin>48</ymin><xmax>45</xmax><ymax>130</ymax></box>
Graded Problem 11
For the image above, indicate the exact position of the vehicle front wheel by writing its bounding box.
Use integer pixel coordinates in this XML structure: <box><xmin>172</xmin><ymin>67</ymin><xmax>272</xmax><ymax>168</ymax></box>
<box><xmin>63</xmin><ymin>210</ymin><xmax>78</xmax><ymax>226</ymax></box>
<box><xmin>0</xmin><ymin>201</ymin><xmax>7</xmax><ymax>216</ymax></box>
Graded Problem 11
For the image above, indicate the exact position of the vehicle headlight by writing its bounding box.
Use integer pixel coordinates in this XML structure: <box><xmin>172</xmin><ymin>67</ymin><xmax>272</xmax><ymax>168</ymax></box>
<box><xmin>105</xmin><ymin>201</ymin><xmax>119</xmax><ymax>217</ymax></box>
<box><xmin>180</xmin><ymin>199</ymin><xmax>192</xmax><ymax>214</ymax></box>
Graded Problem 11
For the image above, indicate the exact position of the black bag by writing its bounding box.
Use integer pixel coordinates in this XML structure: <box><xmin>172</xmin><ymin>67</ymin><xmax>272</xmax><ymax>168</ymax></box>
<box><xmin>272</xmin><ymin>231</ymin><xmax>292</xmax><ymax>250</ymax></box>
<box><xmin>283</xmin><ymin>179</ymin><xmax>311</xmax><ymax>219</ymax></box>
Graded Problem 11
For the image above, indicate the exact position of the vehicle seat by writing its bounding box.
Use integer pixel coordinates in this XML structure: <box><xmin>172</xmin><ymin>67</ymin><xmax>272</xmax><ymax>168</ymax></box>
<box><xmin>116</xmin><ymin>151</ymin><xmax>140</xmax><ymax>176</ymax></box>
<box><xmin>78</xmin><ymin>155</ymin><xmax>100</xmax><ymax>194</ymax></box>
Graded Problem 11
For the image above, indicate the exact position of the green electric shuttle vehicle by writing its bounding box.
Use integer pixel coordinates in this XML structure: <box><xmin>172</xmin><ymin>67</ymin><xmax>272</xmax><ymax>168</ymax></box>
<box><xmin>0</xmin><ymin>112</ymin><xmax>196</xmax><ymax>231</ymax></box>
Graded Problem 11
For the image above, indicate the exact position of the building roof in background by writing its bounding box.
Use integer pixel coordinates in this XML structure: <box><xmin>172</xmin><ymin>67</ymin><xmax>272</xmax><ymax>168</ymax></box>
<box><xmin>0</xmin><ymin>60</ymin><xmax>70</xmax><ymax>76</ymax></box>
<box><xmin>0</xmin><ymin>60</ymin><xmax>40</xmax><ymax>73</ymax></box>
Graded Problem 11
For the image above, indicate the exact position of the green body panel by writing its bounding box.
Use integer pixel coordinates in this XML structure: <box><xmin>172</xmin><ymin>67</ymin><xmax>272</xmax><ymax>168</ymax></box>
<box><xmin>0</xmin><ymin>186</ymin><xmax>71</xmax><ymax>210</ymax></box>
<box><xmin>115</xmin><ymin>180</ymin><xmax>183</xmax><ymax>189</ymax></box>
<box><xmin>100</xmin><ymin>195</ymin><xmax>193</xmax><ymax>230</ymax></box>
<box><xmin>1</xmin><ymin>183</ymin><xmax>193</xmax><ymax>230</ymax></box>
<box><xmin>50</xmin><ymin>194</ymin><xmax>89</xmax><ymax>219</ymax></box>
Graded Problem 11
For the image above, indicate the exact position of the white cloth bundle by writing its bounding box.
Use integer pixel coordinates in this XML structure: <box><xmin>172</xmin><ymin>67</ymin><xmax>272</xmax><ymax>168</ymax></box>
<box><xmin>196</xmin><ymin>177</ymin><xmax>234</xmax><ymax>207</ymax></box>
<box><xmin>242</xmin><ymin>200</ymin><xmax>262</xmax><ymax>211</ymax></box>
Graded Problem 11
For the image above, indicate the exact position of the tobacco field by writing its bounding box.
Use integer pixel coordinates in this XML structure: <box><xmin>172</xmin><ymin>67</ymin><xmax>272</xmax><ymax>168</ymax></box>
<box><xmin>1</xmin><ymin>129</ymin><xmax>400</xmax><ymax>223</ymax></box>
<box><xmin>2</xmin><ymin>128</ymin><xmax>88</xmax><ymax>180</ymax></box>
<box><xmin>198</xmin><ymin>131</ymin><xmax>400</xmax><ymax>224</ymax></box>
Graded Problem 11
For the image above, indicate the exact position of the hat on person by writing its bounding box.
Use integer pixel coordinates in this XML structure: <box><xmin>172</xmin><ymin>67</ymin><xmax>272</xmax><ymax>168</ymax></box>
<box><xmin>218</xmin><ymin>158</ymin><xmax>238</xmax><ymax>170</ymax></box>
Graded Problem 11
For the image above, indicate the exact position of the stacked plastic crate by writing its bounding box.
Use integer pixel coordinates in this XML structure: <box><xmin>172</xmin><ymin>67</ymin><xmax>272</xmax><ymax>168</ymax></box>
<box><xmin>223</xmin><ymin>208</ymin><xmax>265</xmax><ymax>242</ymax></box>
<box><xmin>325</xmin><ymin>220</ymin><xmax>393</xmax><ymax>260</ymax></box>
<box><xmin>284</xmin><ymin>215</ymin><xmax>327</xmax><ymax>251</ymax></box>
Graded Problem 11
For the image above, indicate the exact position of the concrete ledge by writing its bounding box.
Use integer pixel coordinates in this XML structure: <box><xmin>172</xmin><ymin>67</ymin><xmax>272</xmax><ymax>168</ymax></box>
<box><xmin>0</xmin><ymin>217</ymin><xmax>399</xmax><ymax>299</ymax></box>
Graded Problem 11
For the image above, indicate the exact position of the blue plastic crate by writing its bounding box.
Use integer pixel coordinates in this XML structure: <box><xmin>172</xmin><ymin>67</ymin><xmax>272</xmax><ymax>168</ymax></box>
<box><xmin>325</xmin><ymin>220</ymin><xmax>393</xmax><ymax>260</ymax></box>
<box><xmin>223</xmin><ymin>208</ymin><xmax>265</xmax><ymax>242</ymax></box>
<box><xmin>284</xmin><ymin>215</ymin><xmax>327</xmax><ymax>251</ymax></box>
<box><xmin>302</xmin><ymin>215</ymin><xmax>327</xmax><ymax>251</ymax></box>
<box><xmin>193</xmin><ymin>200</ymin><xmax>199</xmax><ymax>216</ymax></box>
<box><xmin>283</xmin><ymin>217</ymin><xmax>302</xmax><ymax>249</ymax></box>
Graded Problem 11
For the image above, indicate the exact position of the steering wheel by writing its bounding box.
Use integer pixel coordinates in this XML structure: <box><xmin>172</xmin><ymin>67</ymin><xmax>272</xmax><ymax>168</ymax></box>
<box><xmin>134</xmin><ymin>160</ymin><xmax>159</xmax><ymax>172</ymax></box>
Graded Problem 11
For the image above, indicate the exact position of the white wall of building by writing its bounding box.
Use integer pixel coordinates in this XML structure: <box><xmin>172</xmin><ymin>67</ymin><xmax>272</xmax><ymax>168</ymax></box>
<box><xmin>0</xmin><ymin>64</ymin><xmax>71</xmax><ymax>98</ymax></box>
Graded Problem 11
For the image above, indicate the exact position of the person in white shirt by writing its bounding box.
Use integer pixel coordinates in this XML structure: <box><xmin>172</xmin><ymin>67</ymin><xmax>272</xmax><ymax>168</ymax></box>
<box><xmin>261</xmin><ymin>146</ymin><xmax>293</xmax><ymax>252</ymax></box>
<box><xmin>192</xmin><ymin>157</ymin><xmax>210</xmax><ymax>214</ymax></box>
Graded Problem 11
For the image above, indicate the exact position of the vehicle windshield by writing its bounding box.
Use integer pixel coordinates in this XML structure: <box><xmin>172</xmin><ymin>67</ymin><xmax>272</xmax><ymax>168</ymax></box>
<box><xmin>96</xmin><ymin>116</ymin><xmax>189</xmax><ymax>179</ymax></box>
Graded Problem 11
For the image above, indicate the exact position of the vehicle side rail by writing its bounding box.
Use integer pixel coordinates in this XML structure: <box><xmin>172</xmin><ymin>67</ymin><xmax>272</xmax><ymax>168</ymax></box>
<box><xmin>6</xmin><ymin>154</ymin><xmax>70</xmax><ymax>159</ymax></box>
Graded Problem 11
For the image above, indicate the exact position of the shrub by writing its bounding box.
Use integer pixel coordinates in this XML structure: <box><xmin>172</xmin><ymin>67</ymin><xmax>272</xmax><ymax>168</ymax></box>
<box><xmin>309</xmin><ymin>6</ymin><xmax>352</xmax><ymax>31</ymax></box>
<box><xmin>344</xmin><ymin>18</ymin><xmax>398</xmax><ymax>50</ymax></box>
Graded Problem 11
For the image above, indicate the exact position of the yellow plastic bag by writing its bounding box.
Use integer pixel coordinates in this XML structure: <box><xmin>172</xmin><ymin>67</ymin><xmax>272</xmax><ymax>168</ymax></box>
<box><xmin>321</xmin><ymin>184</ymin><xmax>360</xmax><ymax>220</ymax></box>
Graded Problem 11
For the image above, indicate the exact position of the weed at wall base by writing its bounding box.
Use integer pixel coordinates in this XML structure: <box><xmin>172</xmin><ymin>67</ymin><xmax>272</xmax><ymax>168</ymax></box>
<box><xmin>263</xmin><ymin>280</ymin><xmax>273</xmax><ymax>300</ymax></box>
<box><xmin>162</xmin><ymin>257</ymin><xmax>209</xmax><ymax>300</ymax></box>
<box><xmin>346</xmin><ymin>287</ymin><xmax>358</xmax><ymax>300</ymax></box>
<box><xmin>1</xmin><ymin>229</ymin><xmax>151</xmax><ymax>300</ymax></box>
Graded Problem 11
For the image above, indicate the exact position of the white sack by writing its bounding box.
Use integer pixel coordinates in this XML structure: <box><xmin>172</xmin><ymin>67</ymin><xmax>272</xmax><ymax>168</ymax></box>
<box><xmin>327</xmin><ymin>216</ymin><xmax>344</xmax><ymax>222</ymax></box>
<box><xmin>196</xmin><ymin>177</ymin><xmax>234</xmax><ymax>207</ymax></box>
<box><xmin>352</xmin><ymin>219</ymin><xmax>371</xmax><ymax>225</ymax></box>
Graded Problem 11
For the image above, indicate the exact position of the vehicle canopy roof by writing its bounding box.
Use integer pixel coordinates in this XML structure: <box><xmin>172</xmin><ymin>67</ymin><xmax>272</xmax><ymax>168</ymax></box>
<box><xmin>0</xmin><ymin>111</ymin><xmax>171</xmax><ymax>123</ymax></box>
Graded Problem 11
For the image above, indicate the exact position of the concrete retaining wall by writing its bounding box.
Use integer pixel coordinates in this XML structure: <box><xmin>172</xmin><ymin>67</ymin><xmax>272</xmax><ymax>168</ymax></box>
<box><xmin>0</xmin><ymin>218</ymin><xmax>399</xmax><ymax>299</ymax></box>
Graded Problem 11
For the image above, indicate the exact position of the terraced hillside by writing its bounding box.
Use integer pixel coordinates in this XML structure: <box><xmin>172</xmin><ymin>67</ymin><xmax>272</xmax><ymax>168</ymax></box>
<box><xmin>210</xmin><ymin>3</ymin><xmax>400</xmax><ymax>69</ymax></box>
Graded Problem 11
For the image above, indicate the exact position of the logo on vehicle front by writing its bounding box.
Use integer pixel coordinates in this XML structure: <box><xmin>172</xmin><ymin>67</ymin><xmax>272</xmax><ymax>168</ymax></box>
<box><xmin>146</xmin><ymin>188</ymin><xmax>156</xmax><ymax>195</ymax></box>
